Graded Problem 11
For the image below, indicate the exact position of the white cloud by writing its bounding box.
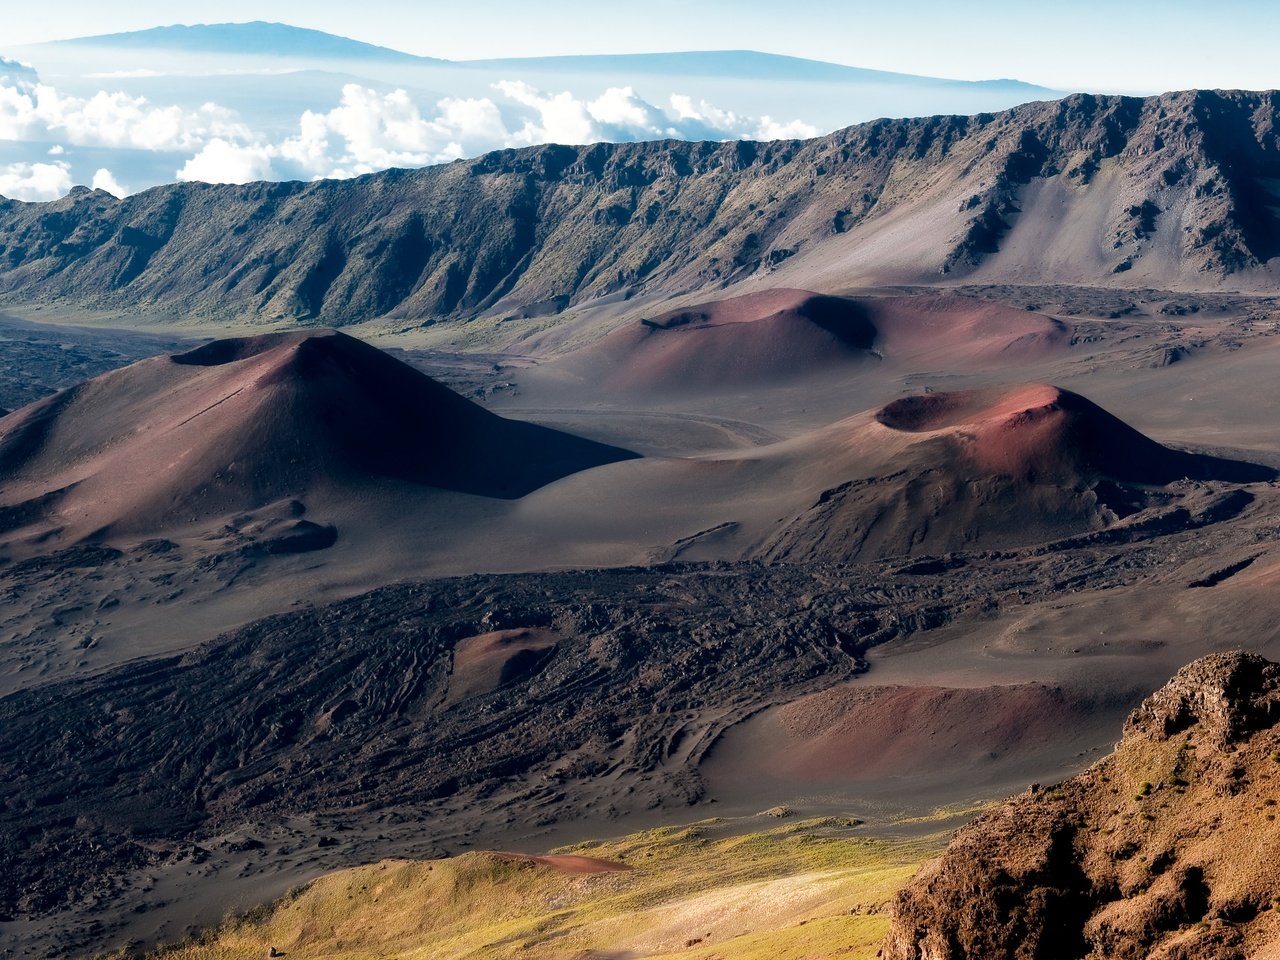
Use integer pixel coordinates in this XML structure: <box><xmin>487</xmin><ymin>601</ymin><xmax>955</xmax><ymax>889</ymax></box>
<box><xmin>302</xmin><ymin>85</ymin><xmax>459</xmax><ymax>174</ymax></box>
<box><xmin>0</xmin><ymin>61</ymin><xmax>251</xmax><ymax>151</ymax></box>
<box><xmin>490</xmin><ymin>82</ymin><xmax>813</xmax><ymax>149</ymax></box>
<box><xmin>587</xmin><ymin>86</ymin><xmax>681</xmax><ymax>140</ymax></box>
<box><xmin>588</xmin><ymin>86</ymin><xmax>656</xmax><ymax>129</ymax></box>
<box><xmin>275</xmin><ymin>109</ymin><xmax>331</xmax><ymax>173</ymax></box>
<box><xmin>437</xmin><ymin>96</ymin><xmax>509</xmax><ymax>147</ymax></box>
<box><xmin>0</xmin><ymin>58</ymin><xmax>39</xmax><ymax>87</ymax></box>
<box><xmin>43</xmin><ymin>88</ymin><xmax>249</xmax><ymax>151</ymax></box>
<box><xmin>497</xmin><ymin>80</ymin><xmax>599</xmax><ymax>145</ymax></box>
<box><xmin>177</xmin><ymin>139</ymin><xmax>274</xmax><ymax>184</ymax></box>
<box><xmin>2</xmin><ymin>61</ymin><xmax>818</xmax><ymax>199</ymax></box>
<box><xmin>0</xmin><ymin>81</ymin><xmax>42</xmax><ymax>140</ymax></box>
<box><xmin>91</xmin><ymin>168</ymin><xmax>129</xmax><ymax>198</ymax></box>
<box><xmin>668</xmin><ymin>94</ymin><xmax>818</xmax><ymax>141</ymax></box>
<box><xmin>753</xmin><ymin>116</ymin><xmax>819</xmax><ymax>141</ymax></box>
<box><xmin>174</xmin><ymin>81</ymin><xmax>818</xmax><ymax>186</ymax></box>
<box><xmin>0</xmin><ymin>161</ymin><xmax>73</xmax><ymax>201</ymax></box>
<box><xmin>267</xmin><ymin>80</ymin><xmax>806</xmax><ymax>181</ymax></box>
<box><xmin>275</xmin><ymin>85</ymin><xmax>508</xmax><ymax>179</ymax></box>
<box><xmin>669</xmin><ymin>94</ymin><xmax>741</xmax><ymax>130</ymax></box>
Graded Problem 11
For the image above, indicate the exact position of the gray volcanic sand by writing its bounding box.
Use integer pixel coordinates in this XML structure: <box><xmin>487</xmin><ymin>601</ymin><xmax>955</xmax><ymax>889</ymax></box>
<box><xmin>3</xmin><ymin>285</ymin><xmax>1279</xmax><ymax>701</ymax></box>
<box><xmin>2</xmin><ymin>286</ymin><xmax>1280</xmax><ymax>955</ymax></box>
<box><xmin>3</xmin><ymin>284</ymin><xmax>1279</xmax><ymax>699</ymax></box>
<box><xmin>0</xmin><ymin>311</ymin><xmax>191</xmax><ymax>413</ymax></box>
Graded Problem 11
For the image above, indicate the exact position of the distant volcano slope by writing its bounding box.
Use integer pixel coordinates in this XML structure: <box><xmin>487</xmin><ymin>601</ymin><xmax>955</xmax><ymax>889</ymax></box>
<box><xmin>0</xmin><ymin>330</ymin><xmax>637</xmax><ymax>540</ymax></box>
<box><xmin>762</xmin><ymin>385</ymin><xmax>1276</xmax><ymax>562</ymax></box>
<box><xmin>560</xmin><ymin>289</ymin><xmax>1067</xmax><ymax>394</ymax></box>
<box><xmin>3</xmin><ymin>91</ymin><xmax>1280</xmax><ymax>326</ymax></box>
<box><xmin>875</xmin><ymin>385</ymin><xmax>1273</xmax><ymax>486</ymax></box>
<box><xmin>565</xmin><ymin>289</ymin><xmax>878</xmax><ymax>393</ymax></box>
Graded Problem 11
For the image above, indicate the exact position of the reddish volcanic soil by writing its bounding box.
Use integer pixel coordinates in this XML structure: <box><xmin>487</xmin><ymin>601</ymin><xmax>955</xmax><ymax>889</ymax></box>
<box><xmin>875</xmin><ymin>385</ymin><xmax>1275</xmax><ymax>484</ymax></box>
<box><xmin>700</xmin><ymin>678</ymin><xmax>1142</xmax><ymax>810</ymax></box>
<box><xmin>3</xmin><ymin>288</ymin><xmax>1280</xmax><ymax>957</ymax></box>
<box><xmin>447</xmin><ymin>628</ymin><xmax>560</xmax><ymax>705</ymax></box>
<box><xmin>558</xmin><ymin>290</ymin><xmax>1068</xmax><ymax>395</ymax></box>
<box><xmin>760</xmin><ymin>383</ymin><xmax>1276</xmax><ymax>562</ymax></box>
<box><xmin>761</xmin><ymin>682</ymin><xmax>1098</xmax><ymax>781</ymax></box>
<box><xmin>572</xmin><ymin>288</ymin><xmax>876</xmax><ymax>393</ymax></box>
<box><xmin>0</xmin><ymin>330</ymin><xmax>636</xmax><ymax>542</ymax></box>
<box><xmin>868</xmin><ymin>293</ymin><xmax>1070</xmax><ymax>364</ymax></box>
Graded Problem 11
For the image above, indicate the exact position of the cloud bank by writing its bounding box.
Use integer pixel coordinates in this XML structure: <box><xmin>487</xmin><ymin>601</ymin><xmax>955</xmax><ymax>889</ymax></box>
<box><xmin>0</xmin><ymin>61</ymin><xmax>819</xmax><ymax>195</ymax></box>
<box><xmin>0</xmin><ymin>160</ymin><xmax>73</xmax><ymax>201</ymax></box>
<box><xmin>181</xmin><ymin>81</ymin><xmax>818</xmax><ymax>185</ymax></box>
<box><xmin>1</xmin><ymin>60</ymin><xmax>250</xmax><ymax>152</ymax></box>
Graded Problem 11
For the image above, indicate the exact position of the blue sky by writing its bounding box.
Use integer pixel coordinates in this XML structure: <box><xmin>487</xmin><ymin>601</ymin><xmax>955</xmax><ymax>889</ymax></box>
<box><xmin>7</xmin><ymin>0</ymin><xmax>1280</xmax><ymax>92</ymax></box>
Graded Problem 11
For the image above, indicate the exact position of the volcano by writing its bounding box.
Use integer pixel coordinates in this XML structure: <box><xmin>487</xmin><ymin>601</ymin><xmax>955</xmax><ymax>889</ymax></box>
<box><xmin>563</xmin><ymin>290</ymin><xmax>1068</xmax><ymax>395</ymax></box>
<box><xmin>0</xmin><ymin>330</ymin><xmax>638</xmax><ymax>541</ymax></box>
<box><xmin>761</xmin><ymin>384</ymin><xmax>1276</xmax><ymax>562</ymax></box>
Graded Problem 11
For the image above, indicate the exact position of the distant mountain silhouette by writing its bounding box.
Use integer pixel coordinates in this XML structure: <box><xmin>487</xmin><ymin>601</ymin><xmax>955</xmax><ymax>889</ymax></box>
<box><xmin>60</xmin><ymin>21</ymin><xmax>444</xmax><ymax>63</ymax></box>
<box><xmin>51</xmin><ymin>24</ymin><xmax>1056</xmax><ymax>95</ymax></box>
<box><xmin>461</xmin><ymin>49</ymin><xmax>1059</xmax><ymax>94</ymax></box>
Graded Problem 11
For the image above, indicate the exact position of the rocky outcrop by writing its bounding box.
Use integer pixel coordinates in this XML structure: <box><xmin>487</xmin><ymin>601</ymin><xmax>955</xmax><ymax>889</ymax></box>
<box><xmin>1124</xmin><ymin>652</ymin><xmax>1280</xmax><ymax>746</ymax></box>
<box><xmin>2</xmin><ymin>92</ymin><xmax>1280</xmax><ymax>326</ymax></box>
<box><xmin>883</xmin><ymin>652</ymin><xmax>1280</xmax><ymax>960</ymax></box>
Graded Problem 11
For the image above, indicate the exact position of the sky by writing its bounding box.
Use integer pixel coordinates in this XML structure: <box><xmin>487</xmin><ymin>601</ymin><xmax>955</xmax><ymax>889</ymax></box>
<box><xmin>4</xmin><ymin>0</ymin><xmax>1280</xmax><ymax>93</ymax></box>
<box><xmin>4</xmin><ymin>1</ymin><xmax>1280</xmax><ymax>201</ymax></box>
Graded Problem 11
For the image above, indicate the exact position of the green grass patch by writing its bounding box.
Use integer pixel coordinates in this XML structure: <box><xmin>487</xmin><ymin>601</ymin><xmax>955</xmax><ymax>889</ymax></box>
<box><xmin>151</xmin><ymin>818</ymin><xmax>941</xmax><ymax>960</ymax></box>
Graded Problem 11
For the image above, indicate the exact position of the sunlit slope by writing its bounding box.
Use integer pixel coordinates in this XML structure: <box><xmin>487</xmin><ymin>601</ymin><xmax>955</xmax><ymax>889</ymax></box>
<box><xmin>156</xmin><ymin>819</ymin><xmax>940</xmax><ymax>960</ymax></box>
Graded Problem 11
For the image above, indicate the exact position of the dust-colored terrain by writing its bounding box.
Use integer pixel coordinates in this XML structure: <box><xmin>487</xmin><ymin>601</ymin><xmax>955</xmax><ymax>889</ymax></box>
<box><xmin>0</xmin><ymin>311</ymin><xmax>188</xmax><ymax>412</ymax></box>
<box><xmin>0</xmin><ymin>329</ymin><xmax>635</xmax><ymax>544</ymax></box>
<box><xmin>3</xmin><ymin>91</ymin><xmax>1280</xmax><ymax>959</ymax></box>
<box><xmin>1</xmin><ymin>284</ymin><xmax>1280</xmax><ymax>956</ymax></box>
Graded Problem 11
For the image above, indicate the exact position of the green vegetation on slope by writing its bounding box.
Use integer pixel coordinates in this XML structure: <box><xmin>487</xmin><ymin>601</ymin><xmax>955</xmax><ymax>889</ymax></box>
<box><xmin>154</xmin><ymin>818</ymin><xmax>941</xmax><ymax>960</ymax></box>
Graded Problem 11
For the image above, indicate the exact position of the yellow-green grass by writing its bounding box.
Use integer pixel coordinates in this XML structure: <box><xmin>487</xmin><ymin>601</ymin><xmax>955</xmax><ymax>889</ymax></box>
<box><xmin>154</xmin><ymin>818</ymin><xmax>944</xmax><ymax>960</ymax></box>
